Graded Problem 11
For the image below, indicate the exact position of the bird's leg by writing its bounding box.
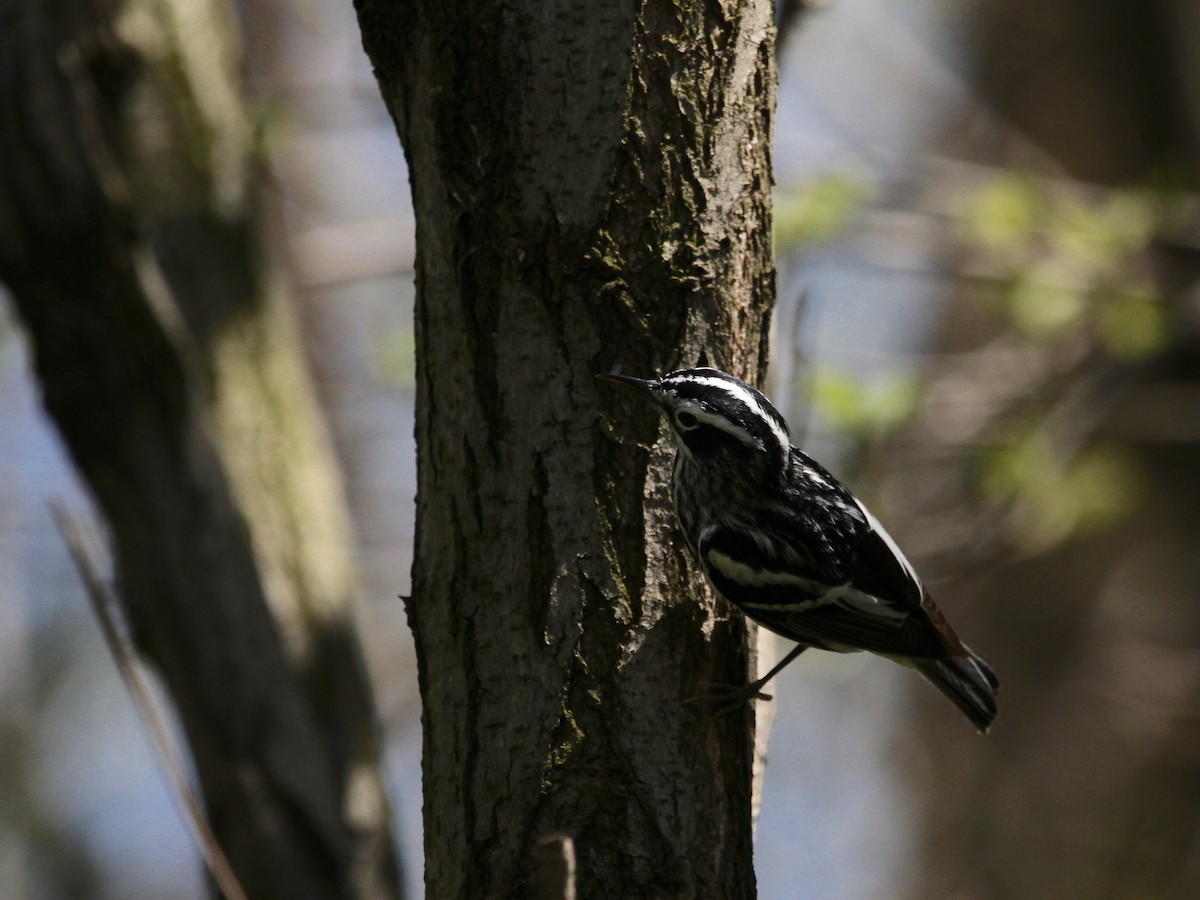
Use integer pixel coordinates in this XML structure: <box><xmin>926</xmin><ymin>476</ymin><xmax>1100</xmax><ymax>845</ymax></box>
<box><xmin>687</xmin><ymin>644</ymin><xmax>810</xmax><ymax>713</ymax></box>
<box><xmin>745</xmin><ymin>642</ymin><xmax>810</xmax><ymax>698</ymax></box>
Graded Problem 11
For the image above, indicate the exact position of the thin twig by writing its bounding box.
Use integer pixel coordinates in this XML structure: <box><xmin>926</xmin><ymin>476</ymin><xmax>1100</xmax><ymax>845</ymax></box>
<box><xmin>50</xmin><ymin>501</ymin><xmax>250</xmax><ymax>900</ymax></box>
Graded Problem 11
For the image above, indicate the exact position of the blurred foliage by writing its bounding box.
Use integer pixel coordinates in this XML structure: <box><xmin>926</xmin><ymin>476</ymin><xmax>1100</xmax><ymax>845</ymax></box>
<box><xmin>1005</xmin><ymin>265</ymin><xmax>1087</xmax><ymax>338</ymax></box>
<box><xmin>253</xmin><ymin>98</ymin><xmax>299</xmax><ymax>169</ymax></box>
<box><xmin>960</xmin><ymin>172</ymin><xmax>1042</xmax><ymax>251</ymax></box>
<box><xmin>944</xmin><ymin>171</ymin><xmax>1195</xmax><ymax>546</ymax></box>
<box><xmin>959</xmin><ymin>173</ymin><xmax>1173</xmax><ymax>361</ymax></box>
<box><xmin>374</xmin><ymin>323</ymin><xmax>416</xmax><ymax>389</ymax></box>
<box><xmin>809</xmin><ymin>169</ymin><xmax>1196</xmax><ymax>551</ymax></box>
<box><xmin>980</xmin><ymin>430</ymin><xmax>1142</xmax><ymax>550</ymax></box>
<box><xmin>1096</xmin><ymin>285</ymin><xmax>1167</xmax><ymax>360</ymax></box>
<box><xmin>774</xmin><ymin>173</ymin><xmax>871</xmax><ymax>248</ymax></box>
<box><xmin>807</xmin><ymin>369</ymin><xmax>921</xmax><ymax>442</ymax></box>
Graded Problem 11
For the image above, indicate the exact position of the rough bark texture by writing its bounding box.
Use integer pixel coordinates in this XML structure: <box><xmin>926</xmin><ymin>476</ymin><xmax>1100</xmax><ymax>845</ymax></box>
<box><xmin>0</xmin><ymin>2</ymin><xmax>401</xmax><ymax>898</ymax></box>
<box><xmin>356</xmin><ymin>1</ymin><xmax>776</xmax><ymax>897</ymax></box>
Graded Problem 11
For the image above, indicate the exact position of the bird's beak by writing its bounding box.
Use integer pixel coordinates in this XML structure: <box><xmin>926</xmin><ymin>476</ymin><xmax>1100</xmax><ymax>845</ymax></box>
<box><xmin>596</xmin><ymin>372</ymin><xmax>656</xmax><ymax>400</ymax></box>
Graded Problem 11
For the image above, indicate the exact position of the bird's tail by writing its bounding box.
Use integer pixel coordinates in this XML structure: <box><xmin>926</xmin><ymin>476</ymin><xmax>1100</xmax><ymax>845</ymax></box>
<box><xmin>913</xmin><ymin>649</ymin><xmax>999</xmax><ymax>733</ymax></box>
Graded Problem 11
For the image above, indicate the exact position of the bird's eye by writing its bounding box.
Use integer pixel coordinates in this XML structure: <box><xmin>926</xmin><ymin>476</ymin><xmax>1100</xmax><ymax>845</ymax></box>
<box><xmin>675</xmin><ymin>411</ymin><xmax>698</xmax><ymax>430</ymax></box>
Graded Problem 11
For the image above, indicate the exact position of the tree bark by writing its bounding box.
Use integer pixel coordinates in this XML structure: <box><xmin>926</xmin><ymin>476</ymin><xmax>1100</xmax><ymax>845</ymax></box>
<box><xmin>0</xmin><ymin>2</ymin><xmax>401</xmax><ymax>898</ymax></box>
<box><xmin>356</xmin><ymin>1</ymin><xmax>776</xmax><ymax>897</ymax></box>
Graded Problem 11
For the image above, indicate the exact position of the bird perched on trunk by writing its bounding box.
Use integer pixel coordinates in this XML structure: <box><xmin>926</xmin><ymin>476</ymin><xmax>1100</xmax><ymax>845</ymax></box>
<box><xmin>598</xmin><ymin>366</ymin><xmax>998</xmax><ymax>732</ymax></box>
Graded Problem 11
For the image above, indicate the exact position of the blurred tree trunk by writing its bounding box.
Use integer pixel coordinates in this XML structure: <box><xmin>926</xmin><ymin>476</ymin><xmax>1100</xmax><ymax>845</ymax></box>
<box><xmin>0</xmin><ymin>2</ymin><xmax>401</xmax><ymax>898</ymax></box>
<box><xmin>969</xmin><ymin>0</ymin><xmax>1195</xmax><ymax>183</ymax></box>
<box><xmin>356</xmin><ymin>0</ymin><xmax>776</xmax><ymax>896</ymax></box>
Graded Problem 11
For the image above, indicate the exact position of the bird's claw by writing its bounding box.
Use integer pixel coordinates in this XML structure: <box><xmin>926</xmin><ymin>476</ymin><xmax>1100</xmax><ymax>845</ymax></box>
<box><xmin>686</xmin><ymin>681</ymin><xmax>775</xmax><ymax>715</ymax></box>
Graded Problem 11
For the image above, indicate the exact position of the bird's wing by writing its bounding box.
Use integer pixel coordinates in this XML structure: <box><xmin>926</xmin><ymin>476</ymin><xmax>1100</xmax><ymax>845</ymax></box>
<box><xmin>845</xmin><ymin>499</ymin><xmax>971</xmax><ymax>657</ymax></box>
<box><xmin>697</xmin><ymin>501</ymin><xmax>953</xmax><ymax>659</ymax></box>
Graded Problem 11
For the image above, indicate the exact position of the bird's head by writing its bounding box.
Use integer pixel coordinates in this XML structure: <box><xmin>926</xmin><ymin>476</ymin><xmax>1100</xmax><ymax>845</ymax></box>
<box><xmin>597</xmin><ymin>367</ymin><xmax>792</xmax><ymax>472</ymax></box>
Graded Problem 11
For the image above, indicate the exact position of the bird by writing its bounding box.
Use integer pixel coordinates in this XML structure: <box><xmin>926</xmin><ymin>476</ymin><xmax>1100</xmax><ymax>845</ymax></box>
<box><xmin>597</xmin><ymin>366</ymin><xmax>998</xmax><ymax>732</ymax></box>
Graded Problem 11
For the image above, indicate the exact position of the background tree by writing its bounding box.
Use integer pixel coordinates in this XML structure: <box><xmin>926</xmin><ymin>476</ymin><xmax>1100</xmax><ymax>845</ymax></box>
<box><xmin>0</xmin><ymin>1</ymin><xmax>400</xmax><ymax>897</ymax></box>
<box><xmin>354</xmin><ymin>0</ymin><xmax>777</xmax><ymax>895</ymax></box>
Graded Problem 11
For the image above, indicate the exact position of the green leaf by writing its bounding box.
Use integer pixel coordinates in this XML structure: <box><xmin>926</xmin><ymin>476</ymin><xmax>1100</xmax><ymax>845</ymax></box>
<box><xmin>808</xmin><ymin>370</ymin><xmax>920</xmax><ymax>439</ymax></box>
<box><xmin>1098</xmin><ymin>287</ymin><xmax>1166</xmax><ymax>360</ymax></box>
<box><xmin>961</xmin><ymin>173</ymin><xmax>1042</xmax><ymax>251</ymax></box>
<box><xmin>980</xmin><ymin>433</ymin><xmax>1140</xmax><ymax>549</ymax></box>
<box><xmin>774</xmin><ymin>175</ymin><xmax>870</xmax><ymax>248</ymax></box>
<box><xmin>1048</xmin><ymin>189</ymin><xmax>1159</xmax><ymax>275</ymax></box>
<box><xmin>863</xmin><ymin>377</ymin><xmax>920</xmax><ymax>435</ymax></box>
<box><xmin>809</xmin><ymin>370</ymin><xmax>868</xmax><ymax>433</ymax></box>
<box><xmin>1064</xmin><ymin>446</ymin><xmax>1141</xmax><ymax>533</ymax></box>
<box><xmin>374</xmin><ymin>324</ymin><xmax>416</xmax><ymax>388</ymax></box>
<box><xmin>1007</xmin><ymin>271</ymin><xmax>1088</xmax><ymax>339</ymax></box>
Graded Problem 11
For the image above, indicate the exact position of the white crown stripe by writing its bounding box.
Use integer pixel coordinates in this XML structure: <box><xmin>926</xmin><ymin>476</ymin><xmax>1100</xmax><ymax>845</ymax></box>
<box><xmin>685</xmin><ymin>408</ymin><xmax>763</xmax><ymax>447</ymax></box>
<box><xmin>668</xmin><ymin>375</ymin><xmax>792</xmax><ymax>458</ymax></box>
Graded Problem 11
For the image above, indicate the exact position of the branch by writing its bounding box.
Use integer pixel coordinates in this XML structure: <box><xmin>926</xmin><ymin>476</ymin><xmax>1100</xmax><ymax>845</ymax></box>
<box><xmin>51</xmin><ymin>502</ymin><xmax>250</xmax><ymax>900</ymax></box>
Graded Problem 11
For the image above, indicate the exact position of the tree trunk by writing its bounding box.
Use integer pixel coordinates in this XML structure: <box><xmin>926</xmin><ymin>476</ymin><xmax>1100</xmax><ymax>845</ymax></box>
<box><xmin>0</xmin><ymin>2</ymin><xmax>401</xmax><ymax>897</ymax></box>
<box><xmin>356</xmin><ymin>1</ymin><xmax>776</xmax><ymax>897</ymax></box>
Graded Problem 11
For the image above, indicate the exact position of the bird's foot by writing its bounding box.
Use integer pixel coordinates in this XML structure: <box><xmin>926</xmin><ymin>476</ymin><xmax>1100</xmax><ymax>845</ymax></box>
<box><xmin>685</xmin><ymin>679</ymin><xmax>775</xmax><ymax>716</ymax></box>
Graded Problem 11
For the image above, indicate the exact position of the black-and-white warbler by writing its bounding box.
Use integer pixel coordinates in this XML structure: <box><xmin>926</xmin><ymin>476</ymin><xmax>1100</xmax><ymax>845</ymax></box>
<box><xmin>599</xmin><ymin>367</ymin><xmax>998</xmax><ymax>732</ymax></box>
